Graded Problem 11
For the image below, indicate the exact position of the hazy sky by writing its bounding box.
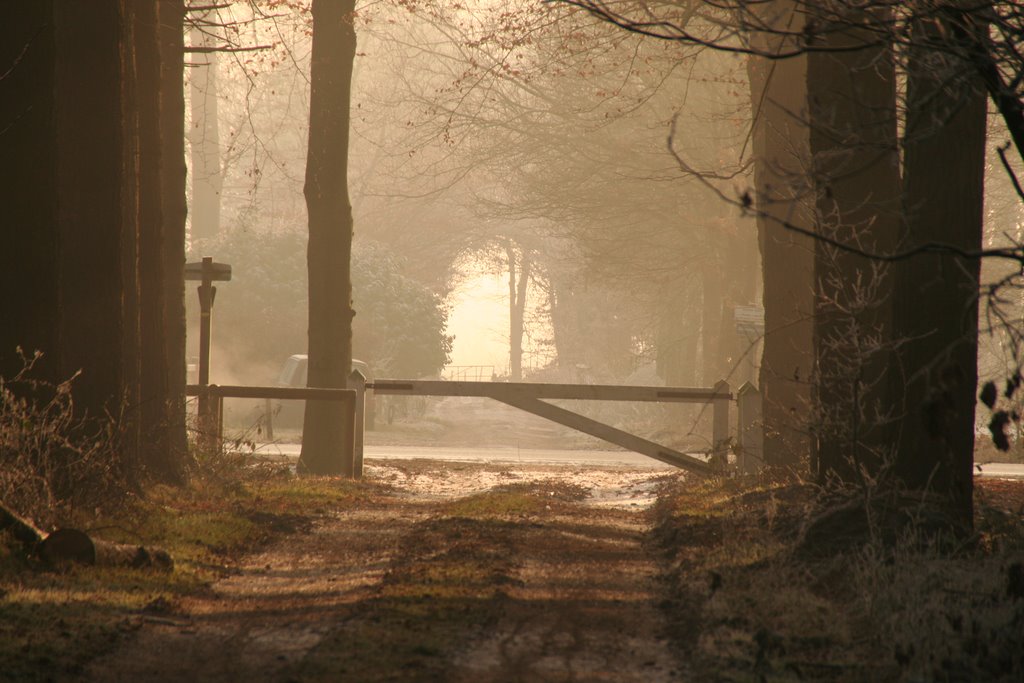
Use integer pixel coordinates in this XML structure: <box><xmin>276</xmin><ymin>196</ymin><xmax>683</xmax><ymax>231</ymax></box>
<box><xmin>446</xmin><ymin>273</ymin><xmax>509</xmax><ymax>371</ymax></box>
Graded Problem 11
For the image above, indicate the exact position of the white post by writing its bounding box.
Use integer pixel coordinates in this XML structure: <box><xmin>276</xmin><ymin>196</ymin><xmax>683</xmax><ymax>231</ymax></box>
<box><xmin>712</xmin><ymin>380</ymin><xmax>730</xmax><ymax>466</ymax></box>
<box><xmin>349</xmin><ymin>368</ymin><xmax>366</xmax><ymax>478</ymax></box>
<box><xmin>737</xmin><ymin>382</ymin><xmax>763</xmax><ymax>474</ymax></box>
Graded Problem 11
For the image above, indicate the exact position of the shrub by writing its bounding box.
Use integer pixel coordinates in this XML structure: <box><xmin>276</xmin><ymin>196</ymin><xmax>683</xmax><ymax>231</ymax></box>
<box><xmin>0</xmin><ymin>354</ymin><xmax>128</xmax><ymax>528</ymax></box>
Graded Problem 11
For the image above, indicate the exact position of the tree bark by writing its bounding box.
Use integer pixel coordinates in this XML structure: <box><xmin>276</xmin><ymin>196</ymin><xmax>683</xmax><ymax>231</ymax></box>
<box><xmin>117</xmin><ymin>0</ymin><xmax>143</xmax><ymax>479</ymax></box>
<box><xmin>700</xmin><ymin>258</ymin><xmax>723</xmax><ymax>386</ymax></box>
<box><xmin>157</xmin><ymin>0</ymin><xmax>191</xmax><ymax>481</ymax></box>
<box><xmin>507</xmin><ymin>242</ymin><xmax>531</xmax><ymax>381</ymax></box>
<box><xmin>892</xmin><ymin>5</ymin><xmax>987</xmax><ymax>523</ymax></box>
<box><xmin>0</xmin><ymin>3</ymin><xmax>180</xmax><ymax>486</ymax></box>
<box><xmin>746</xmin><ymin>7</ymin><xmax>815</xmax><ymax>472</ymax></box>
<box><xmin>41</xmin><ymin>0</ymin><xmax>139</xmax><ymax>467</ymax></box>
<box><xmin>807</xmin><ymin>9</ymin><xmax>901</xmax><ymax>484</ymax></box>
<box><xmin>132</xmin><ymin>0</ymin><xmax>181</xmax><ymax>483</ymax></box>
<box><xmin>0</xmin><ymin>4</ymin><xmax>61</xmax><ymax>383</ymax></box>
<box><xmin>299</xmin><ymin>0</ymin><xmax>357</xmax><ymax>476</ymax></box>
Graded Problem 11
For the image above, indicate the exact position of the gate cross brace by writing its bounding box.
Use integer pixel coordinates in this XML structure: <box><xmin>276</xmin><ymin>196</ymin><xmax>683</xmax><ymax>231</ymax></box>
<box><xmin>494</xmin><ymin>395</ymin><xmax>714</xmax><ymax>474</ymax></box>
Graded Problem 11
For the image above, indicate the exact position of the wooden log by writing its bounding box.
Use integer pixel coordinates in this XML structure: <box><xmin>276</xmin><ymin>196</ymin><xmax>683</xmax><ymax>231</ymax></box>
<box><xmin>38</xmin><ymin>529</ymin><xmax>174</xmax><ymax>570</ymax></box>
<box><xmin>38</xmin><ymin>528</ymin><xmax>94</xmax><ymax>566</ymax></box>
<box><xmin>3</xmin><ymin>499</ymin><xmax>172</xmax><ymax>570</ymax></box>
<box><xmin>0</xmin><ymin>499</ymin><xmax>46</xmax><ymax>546</ymax></box>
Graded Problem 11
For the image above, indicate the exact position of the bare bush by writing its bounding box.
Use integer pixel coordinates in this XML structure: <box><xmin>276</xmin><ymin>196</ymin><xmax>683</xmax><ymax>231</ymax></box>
<box><xmin>0</xmin><ymin>353</ymin><xmax>129</xmax><ymax>528</ymax></box>
<box><xmin>854</xmin><ymin>542</ymin><xmax>1024</xmax><ymax>681</ymax></box>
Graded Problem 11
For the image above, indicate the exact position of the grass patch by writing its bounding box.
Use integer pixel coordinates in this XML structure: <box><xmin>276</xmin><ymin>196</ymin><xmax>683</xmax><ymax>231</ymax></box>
<box><xmin>445</xmin><ymin>481</ymin><xmax>589</xmax><ymax>519</ymax></box>
<box><xmin>0</xmin><ymin>469</ymin><xmax>383</xmax><ymax>682</ymax></box>
<box><xmin>654</xmin><ymin>475</ymin><xmax>1024</xmax><ymax>682</ymax></box>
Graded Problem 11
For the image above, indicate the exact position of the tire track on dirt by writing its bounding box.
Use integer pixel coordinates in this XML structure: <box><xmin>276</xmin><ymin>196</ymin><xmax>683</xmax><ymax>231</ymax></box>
<box><xmin>86</xmin><ymin>462</ymin><xmax>682</xmax><ymax>682</ymax></box>
<box><xmin>449</xmin><ymin>506</ymin><xmax>681</xmax><ymax>682</ymax></box>
<box><xmin>85</xmin><ymin>499</ymin><xmax>428</xmax><ymax>683</ymax></box>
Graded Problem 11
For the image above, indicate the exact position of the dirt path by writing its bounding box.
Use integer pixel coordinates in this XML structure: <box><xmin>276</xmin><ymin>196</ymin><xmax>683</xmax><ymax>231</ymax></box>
<box><xmin>86</xmin><ymin>460</ymin><xmax>683</xmax><ymax>682</ymax></box>
<box><xmin>449</xmin><ymin>505</ymin><xmax>680</xmax><ymax>682</ymax></box>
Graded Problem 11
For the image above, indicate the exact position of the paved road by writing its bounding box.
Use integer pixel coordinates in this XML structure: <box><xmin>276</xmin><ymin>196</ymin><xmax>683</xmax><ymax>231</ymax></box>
<box><xmin>250</xmin><ymin>443</ymin><xmax>677</xmax><ymax>469</ymax></box>
<box><xmin>248</xmin><ymin>443</ymin><xmax>1024</xmax><ymax>478</ymax></box>
<box><xmin>975</xmin><ymin>462</ymin><xmax>1024</xmax><ymax>479</ymax></box>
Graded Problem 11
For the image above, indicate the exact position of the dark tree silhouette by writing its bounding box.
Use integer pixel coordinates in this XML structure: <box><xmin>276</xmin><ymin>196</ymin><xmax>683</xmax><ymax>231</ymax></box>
<box><xmin>891</xmin><ymin>7</ymin><xmax>987</xmax><ymax>521</ymax></box>
<box><xmin>0</xmin><ymin>1</ymin><xmax>190</xmax><ymax>485</ymax></box>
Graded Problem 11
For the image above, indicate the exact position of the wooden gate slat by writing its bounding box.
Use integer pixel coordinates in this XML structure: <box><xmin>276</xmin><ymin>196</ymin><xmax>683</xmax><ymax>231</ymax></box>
<box><xmin>493</xmin><ymin>395</ymin><xmax>714</xmax><ymax>474</ymax></box>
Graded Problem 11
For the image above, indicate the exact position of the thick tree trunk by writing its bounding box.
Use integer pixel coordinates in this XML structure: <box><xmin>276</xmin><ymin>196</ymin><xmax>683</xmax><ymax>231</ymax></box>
<box><xmin>747</xmin><ymin>5</ymin><xmax>815</xmax><ymax>473</ymax></box>
<box><xmin>807</xmin><ymin>10</ymin><xmax>901</xmax><ymax>484</ymax></box>
<box><xmin>157</xmin><ymin>0</ymin><xmax>190</xmax><ymax>481</ymax></box>
<box><xmin>892</xmin><ymin>7</ymin><xmax>987</xmax><ymax>523</ymax></box>
<box><xmin>188</xmin><ymin>11</ymin><xmax>223</xmax><ymax>241</ymax></box>
<box><xmin>132</xmin><ymin>0</ymin><xmax>179</xmax><ymax>482</ymax></box>
<box><xmin>47</xmin><ymin>1</ymin><xmax>137</xmax><ymax>459</ymax></box>
<box><xmin>299</xmin><ymin>0</ymin><xmax>357</xmax><ymax>476</ymax></box>
<box><xmin>0</xmin><ymin>5</ymin><xmax>61</xmax><ymax>382</ymax></box>
<box><xmin>117</xmin><ymin>0</ymin><xmax>143</xmax><ymax>479</ymax></box>
<box><xmin>0</xmin><ymin>3</ymin><xmax>172</xmax><ymax>487</ymax></box>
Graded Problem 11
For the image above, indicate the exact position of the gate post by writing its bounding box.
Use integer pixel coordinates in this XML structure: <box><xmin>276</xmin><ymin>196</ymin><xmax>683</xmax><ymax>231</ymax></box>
<box><xmin>712</xmin><ymin>380</ymin><xmax>730</xmax><ymax>466</ymax></box>
<box><xmin>350</xmin><ymin>368</ymin><xmax>366</xmax><ymax>479</ymax></box>
<box><xmin>736</xmin><ymin>382</ymin><xmax>763</xmax><ymax>474</ymax></box>
<box><xmin>263</xmin><ymin>398</ymin><xmax>274</xmax><ymax>441</ymax></box>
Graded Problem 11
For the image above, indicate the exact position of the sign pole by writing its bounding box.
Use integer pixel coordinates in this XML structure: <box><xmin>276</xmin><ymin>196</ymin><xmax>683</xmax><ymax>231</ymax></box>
<box><xmin>185</xmin><ymin>257</ymin><xmax>232</xmax><ymax>452</ymax></box>
<box><xmin>197</xmin><ymin>257</ymin><xmax>215</xmax><ymax>442</ymax></box>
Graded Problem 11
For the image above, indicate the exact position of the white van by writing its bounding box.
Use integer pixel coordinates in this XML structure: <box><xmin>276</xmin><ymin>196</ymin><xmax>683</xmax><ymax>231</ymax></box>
<box><xmin>272</xmin><ymin>355</ymin><xmax>373</xmax><ymax>429</ymax></box>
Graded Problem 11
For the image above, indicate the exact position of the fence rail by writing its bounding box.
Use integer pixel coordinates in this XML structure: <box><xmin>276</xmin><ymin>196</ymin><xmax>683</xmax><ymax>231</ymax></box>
<box><xmin>185</xmin><ymin>384</ymin><xmax>357</xmax><ymax>474</ymax></box>
<box><xmin>186</xmin><ymin>376</ymin><xmax>762</xmax><ymax>478</ymax></box>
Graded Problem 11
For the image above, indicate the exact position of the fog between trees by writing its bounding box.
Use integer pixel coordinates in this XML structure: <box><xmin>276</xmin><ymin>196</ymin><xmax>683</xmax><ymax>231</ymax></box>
<box><xmin>189</xmin><ymin>1</ymin><xmax>759</xmax><ymax>392</ymax></box>
<box><xmin>3</xmin><ymin>1</ymin><xmax>1024</xmax><ymax>513</ymax></box>
<box><xmin>187</xmin><ymin>1</ymin><xmax>1024</xmax><ymax>515</ymax></box>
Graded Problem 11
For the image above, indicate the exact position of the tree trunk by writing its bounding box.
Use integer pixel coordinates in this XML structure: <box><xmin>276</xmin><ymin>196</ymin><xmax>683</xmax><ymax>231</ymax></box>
<box><xmin>0</xmin><ymin>3</ymin><xmax>166</xmax><ymax>487</ymax></box>
<box><xmin>507</xmin><ymin>242</ymin><xmax>531</xmax><ymax>381</ymax></box>
<box><xmin>719</xmin><ymin>228</ymin><xmax>760</xmax><ymax>388</ymax></box>
<box><xmin>747</xmin><ymin>5</ymin><xmax>815</xmax><ymax>473</ymax></box>
<box><xmin>117</xmin><ymin>0</ymin><xmax>143</xmax><ymax>480</ymax></box>
<box><xmin>700</xmin><ymin>258</ymin><xmax>723</xmax><ymax>386</ymax></box>
<box><xmin>807</xmin><ymin>9</ymin><xmax>901</xmax><ymax>484</ymax></box>
<box><xmin>188</xmin><ymin>10</ymin><xmax>222</xmax><ymax>241</ymax></box>
<box><xmin>656</xmin><ymin>293</ymin><xmax>697</xmax><ymax>386</ymax></box>
<box><xmin>157</xmin><ymin>0</ymin><xmax>190</xmax><ymax>481</ymax></box>
<box><xmin>892</xmin><ymin>6</ymin><xmax>987</xmax><ymax>523</ymax></box>
<box><xmin>47</xmin><ymin>0</ymin><xmax>138</xmax><ymax>461</ymax></box>
<box><xmin>299</xmin><ymin>0</ymin><xmax>357</xmax><ymax>476</ymax></box>
<box><xmin>132</xmin><ymin>0</ymin><xmax>178</xmax><ymax>482</ymax></box>
<box><xmin>547</xmin><ymin>277</ymin><xmax>574</xmax><ymax>372</ymax></box>
<box><xmin>0</xmin><ymin>4</ymin><xmax>61</xmax><ymax>383</ymax></box>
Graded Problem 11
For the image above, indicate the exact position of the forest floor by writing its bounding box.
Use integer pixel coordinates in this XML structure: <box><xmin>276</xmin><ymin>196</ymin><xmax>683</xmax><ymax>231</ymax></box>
<box><xmin>10</xmin><ymin>459</ymin><xmax>684</xmax><ymax>683</ymax></box>
<box><xmin>1</xmin><ymin>457</ymin><xmax>1022</xmax><ymax>682</ymax></box>
<box><xmin>2</xmin><ymin>397</ymin><xmax>1024</xmax><ymax>682</ymax></box>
